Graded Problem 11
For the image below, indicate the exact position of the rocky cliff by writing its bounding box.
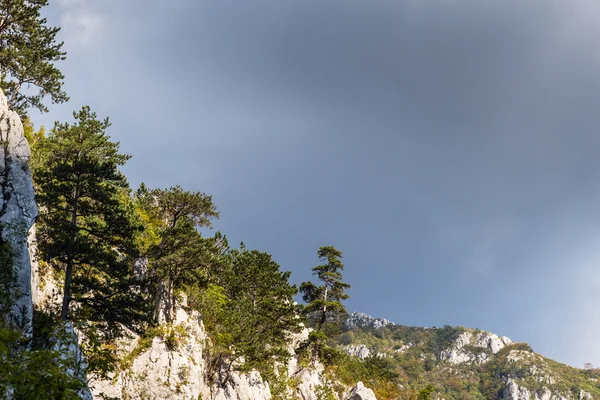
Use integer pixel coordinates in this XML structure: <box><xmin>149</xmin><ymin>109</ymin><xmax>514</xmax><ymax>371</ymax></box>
<box><xmin>0</xmin><ymin>89</ymin><xmax>37</xmax><ymax>335</ymax></box>
<box><xmin>29</xmin><ymin>250</ymin><xmax>373</xmax><ymax>399</ymax></box>
<box><xmin>85</xmin><ymin>298</ymin><xmax>375</xmax><ymax>400</ymax></box>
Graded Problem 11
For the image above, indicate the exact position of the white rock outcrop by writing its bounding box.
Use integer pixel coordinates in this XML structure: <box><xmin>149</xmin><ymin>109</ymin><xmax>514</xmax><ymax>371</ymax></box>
<box><xmin>346</xmin><ymin>381</ymin><xmax>377</xmax><ymax>400</ymax></box>
<box><xmin>52</xmin><ymin>322</ymin><xmax>93</xmax><ymax>400</ymax></box>
<box><xmin>0</xmin><ymin>89</ymin><xmax>37</xmax><ymax>334</ymax></box>
<box><xmin>441</xmin><ymin>330</ymin><xmax>513</xmax><ymax>365</ymax></box>
<box><xmin>580</xmin><ymin>390</ymin><xmax>594</xmax><ymax>400</ymax></box>
<box><xmin>345</xmin><ymin>344</ymin><xmax>372</xmax><ymax>360</ymax></box>
<box><xmin>503</xmin><ymin>379</ymin><xmax>571</xmax><ymax>400</ymax></box>
<box><xmin>29</xmin><ymin>225</ymin><xmax>62</xmax><ymax>310</ymax></box>
<box><xmin>346</xmin><ymin>312</ymin><xmax>394</xmax><ymax>330</ymax></box>
<box><xmin>89</xmin><ymin>300</ymin><xmax>209</xmax><ymax>400</ymax></box>
<box><xmin>87</xmin><ymin>303</ymin><xmax>367</xmax><ymax>400</ymax></box>
<box><xmin>476</xmin><ymin>331</ymin><xmax>511</xmax><ymax>354</ymax></box>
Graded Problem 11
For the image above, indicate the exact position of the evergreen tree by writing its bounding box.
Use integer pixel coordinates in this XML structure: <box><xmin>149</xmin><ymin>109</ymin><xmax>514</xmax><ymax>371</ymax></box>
<box><xmin>223</xmin><ymin>248</ymin><xmax>301</xmax><ymax>366</ymax></box>
<box><xmin>32</xmin><ymin>106</ymin><xmax>142</xmax><ymax>332</ymax></box>
<box><xmin>138</xmin><ymin>185</ymin><xmax>219</xmax><ymax>323</ymax></box>
<box><xmin>300</xmin><ymin>245</ymin><xmax>350</xmax><ymax>330</ymax></box>
<box><xmin>199</xmin><ymin>246</ymin><xmax>302</xmax><ymax>386</ymax></box>
<box><xmin>22</xmin><ymin>117</ymin><xmax>45</xmax><ymax>147</ymax></box>
<box><xmin>0</xmin><ymin>0</ymin><xmax>68</xmax><ymax>114</ymax></box>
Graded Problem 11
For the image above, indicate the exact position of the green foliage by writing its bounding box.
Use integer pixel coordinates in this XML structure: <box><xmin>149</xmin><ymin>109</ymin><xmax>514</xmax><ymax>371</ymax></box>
<box><xmin>418</xmin><ymin>384</ymin><xmax>435</xmax><ymax>400</ymax></box>
<box><xmin>31</xmin><ymin>308</ymin><xmax>57</xmax><ymax>349</ymax></box>
<box><xmin>298</xmin><ymin>330</ymin><xmax>344</xmax><ymax>367</ymax></box>
<box><xmin>266</xmin><ymin>364</ymin><xmax>297</xmax><ymax>400</ymax></box>
<box><xmin>186</xmin><ymin>283</ymin><xmax>227</xmax><ymax>334</ymax></box>
<box><xmin>32</xmin><ymin>106</ymin><xmax>143</xmax><ymax>330</ymax></box>
<box><xmin>163</xmin><ymin>324</ymin><xmax>187</xmax><ymax>351</ymax></box>
<box><xmin>23</xmin><ymin>117</ymin><xmax>46</xmax><ymax>147</ymax></box>
<box><xmin>314</xmin><ymin>380</ymin><xmax>337</xmax><ymax>400</ymax></box>
<box><xmin>31</xmin><ymin>107</ymin><xmax>147</xmax><ymax>380</ymax></box>
<box><xmin>426</xmin><ymin>325</ymin><xmax>465</xmax><ymax>354</ymax></box>
<box><xmin>327</xmin><ymin>319</ymin><xmax>600</xmax><ymax>400</ymax></box>
<box><xmin>137</xmin><ymin>185</ymin><xmax>219</xmax><ymax>323</ymax></box>
<box><xmin>300</xmin><ymin>245</ymin><xmax>350</xmax><ymax>330</ymax></box>
<box><xmin>0</xmin><ymin>0</ymin><xmax>68</xmax><ymax>114</ymax></box>
<box><xmin>221</xmin><ymin>248</ymin><xmax>302</xmax><ymax>367</ymax></box>
<box><xmin>0</xmin><ymin>326</ymin><xmax>84</xmax><ymax>399</ymax></box>
<box><xmin>323</xmin><ymin>351</ymin><xmax>403</xmax><ymax>399</ymax></box>
<box><xmin>0</xmin><ymin>239</ymin><xmax>15</xmax><ymax>319</ymax></box>
<box><xmin>196</xmin><ymin>246</ymin><xmax>302</xmax><ymax>387</ymax></box>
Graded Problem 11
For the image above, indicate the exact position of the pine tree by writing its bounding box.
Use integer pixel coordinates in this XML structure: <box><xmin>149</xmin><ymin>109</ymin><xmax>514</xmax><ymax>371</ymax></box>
<box><xmin>200</xmin><ymin>246</ymin><xmax>302</xmax><ymax>386</ymax></box>
<box><xmin>223</xmin><ymin>248</ymin><xmax>301</xmax><ymax>367</ymax></box>
<box><xmin>32</xmin><ymin>106</ymin><xmax>142</xmax><ymax>332</ymax></box>
<box><xmin>0</xmin><ymin>0</ymin><xmax>68</xmax><ymax>114</ymax></box>
<box><xmin>22</xmin><ymin>117</ymin><xmax>45</xmax><ymax>147</ymax></box>
<box><xmin>138</xmin><ymin>185</ymin><xmax>219</xmax><ymax>323</ymax></box>
<box><xmin>300</xmin><ymin>245</ymin><xmax>350</xmax><ymax>330</ymax></box>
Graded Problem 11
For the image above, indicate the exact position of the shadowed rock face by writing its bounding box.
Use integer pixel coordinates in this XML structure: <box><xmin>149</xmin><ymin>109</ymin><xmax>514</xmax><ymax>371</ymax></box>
<box><xmin>0</xmin><ymin>89</ymin><xmax>37</xmax><ymax>335</ymax></box>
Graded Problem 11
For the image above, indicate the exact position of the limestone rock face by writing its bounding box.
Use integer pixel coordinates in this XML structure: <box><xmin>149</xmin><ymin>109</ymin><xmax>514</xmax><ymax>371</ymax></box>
<box><xmin>503</xmin><ymin>379</ymin><xmax>571</xmax><ymax>400</ymax></box>
<box><xmin>294</xmin><ymin>367</ymin><xmax>324</xmax><ymax>400</ymax></box>
<box><xmin>285</xmin><ymin>326</ymin><xmax>328</xmax><ymax>400</ymax></box>
<box><xmin>440</xmin><ymin>331</ymin><xmax>478</xmax><ymax>364</ymax></box>
<box><xmin>52</xmin><ymin>323</ymin><xmax>93</xmax><ymax>400</ymax></box>
<box><xmin>476</xmin><ymin>331</ymin><xmax>511</xmax><ymax>354</ymax></box>
<box><xmin>90</xmin><ymin>305</ymin><xmax>207</xmax><ymax>400</ymax></box>
<box><xmin>346</xmin><ymin>382</ymin><xmax>377</xmax><ymax>400</ymax></box>
<box><xmin>0</xmin><ymin>89</ymin><xmax>37</xmax><ymax>334</ymax></box>
<box><xmin>581</xmin><ymin>390</ymin><xmax>594</xmax><ymax>400</ymax></box>
<box><xmin>345</xmin><ymin>343</ymin><xmax>371</xmax><ymax>360</ymax></box>
<box><xmin>212</xmin><ymin>370</ymin><xmax>272</xmax><ymax>400</ymax></box>
<box><xmin>440</xmin><ymin>330</ymin><xmax>512</xmax><ymax>365</ymax></box>
<box><xmin>503</xmin><ymin>379</ymin><xmax>533</xmax><ymax>400</ymax></box>
<box><xmin>29</xmin><ymin>225</ymin><xmax>61</xmax><ymax>310</ymax></box>
<box><xmin>87</xmin><ymin>304</ymin><xmax>354</xmax><ymax>400</ymax></box>
<box><xmin>346</xmin><ymin>312</ymin><xmax>394</xmax><ymax>330</ymax></box>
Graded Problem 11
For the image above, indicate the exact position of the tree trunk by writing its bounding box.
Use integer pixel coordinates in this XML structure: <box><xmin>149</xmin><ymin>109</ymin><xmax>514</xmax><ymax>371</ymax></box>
<box><xmin>61</xmin><ymin>183</ymin><xmax>80</xmax><ymax>321</ymax></box>
<box><xmin>167</xmin><ymin>268</ymin><xmax>173</xmax><ymax>323</ymax></box>
<box><xmin>319</xmin><ymin>283</ymin><xmax>328</xmax><ymax>330</ymax></box>
<box><xmin>60</xmin><ymin>257</ymin><xmax>73</xmax><ymax>320</ymax></box>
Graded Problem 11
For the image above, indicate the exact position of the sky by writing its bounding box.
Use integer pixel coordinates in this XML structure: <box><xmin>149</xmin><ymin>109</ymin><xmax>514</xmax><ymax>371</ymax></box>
<box><xmin>35</xmin><ymin>0</ymin><xmax>600</xmax><ymax>367</ymax></box>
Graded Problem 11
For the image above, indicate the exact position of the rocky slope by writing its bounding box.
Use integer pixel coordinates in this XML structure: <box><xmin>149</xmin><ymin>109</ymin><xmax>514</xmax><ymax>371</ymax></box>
<box><xmin>338</xmin><ymin>312</ymin><xmax>599</xmax><ymax>400</ymax></box>
<box><xmin>51</xmin><ymin>301</ymin><xmax>600</xmax><ymax>400</ymax></box>
<box><xmin>30</xmin><ymin>259</ymin><xmax>374</xmax><ymax>400</ymax></box>
<box><xmin>85</xmin><ymin>298</ymin><xmax>374</xmax><ymax>400</ymax></box>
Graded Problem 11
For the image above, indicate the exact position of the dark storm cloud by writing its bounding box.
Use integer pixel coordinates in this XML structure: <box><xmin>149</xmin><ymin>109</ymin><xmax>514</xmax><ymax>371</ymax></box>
<box><xmin>43</xmin><ymin>0</ymin><xmax>600</xmax><ymax>366</ymax></box>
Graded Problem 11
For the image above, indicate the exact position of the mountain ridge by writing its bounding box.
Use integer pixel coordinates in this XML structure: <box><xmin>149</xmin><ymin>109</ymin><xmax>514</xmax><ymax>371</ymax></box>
<box><xmin>336</xmin><ymin>312</ymin><xmax>599</xmax><ymax>400</ymax></box>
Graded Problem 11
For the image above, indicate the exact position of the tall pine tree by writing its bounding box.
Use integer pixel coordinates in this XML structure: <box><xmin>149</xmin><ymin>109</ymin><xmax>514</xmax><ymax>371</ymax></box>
<box><xmin>32</xmin><ymin>106</ymin><xmax>142</xmax><ymax>333</ymax></box>
<box><xmin>300</xmin><ymin>245</ymin><xmax>350</xmax><ymax>330</ymax></box>
<box><xmin>137</xmin><ymin>185</ymin><xmax>219</xmax><ymax>323</ymax></box>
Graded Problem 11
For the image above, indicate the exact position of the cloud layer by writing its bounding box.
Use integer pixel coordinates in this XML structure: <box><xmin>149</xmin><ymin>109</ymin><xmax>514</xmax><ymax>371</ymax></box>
<box><xmin>39</xmin><ymin>0</ymin><xmax>600</xmax><ymax>367</ymax></box>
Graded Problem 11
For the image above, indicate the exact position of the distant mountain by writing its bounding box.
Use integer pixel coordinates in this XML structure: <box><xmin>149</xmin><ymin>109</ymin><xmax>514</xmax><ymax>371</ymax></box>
<box><xmin>345</xmin><ymin>312</ymin><xmax>395</xmax><ymax>330</ymax></box>
<box><xmin>337</xmin><ymin>312</ymin><xmax>599</xmax><ymax>400</ymax></box>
